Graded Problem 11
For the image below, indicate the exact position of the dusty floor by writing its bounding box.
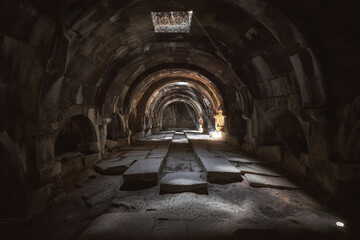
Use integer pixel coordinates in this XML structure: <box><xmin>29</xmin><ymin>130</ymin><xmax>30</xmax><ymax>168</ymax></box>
<box><xmin>0</xmin><ymin>132</ymin><xmax>354</xmax><ymax>240</ymax></box>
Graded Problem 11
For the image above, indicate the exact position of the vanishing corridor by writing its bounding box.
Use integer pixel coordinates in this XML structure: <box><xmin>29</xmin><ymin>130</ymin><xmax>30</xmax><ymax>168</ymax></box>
<box><xmin>1</xmin><ymin>132</ymin><xmax>346</xmax><ymax>240</ymax></box>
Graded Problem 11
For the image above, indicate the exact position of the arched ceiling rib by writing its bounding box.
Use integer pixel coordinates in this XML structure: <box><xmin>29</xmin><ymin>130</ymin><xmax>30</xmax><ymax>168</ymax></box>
<box><xmin>26</xmin><ymin>0</ymin><xmax>327</xmax><ymax>121</ymax></box>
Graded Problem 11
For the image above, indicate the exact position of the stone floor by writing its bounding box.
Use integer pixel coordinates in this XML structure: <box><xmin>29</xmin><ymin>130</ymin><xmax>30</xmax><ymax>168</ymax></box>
<box><xmin>0</xmin><ymin>132</ymin><xmax>353</xmax><ymax>240</ymax></box>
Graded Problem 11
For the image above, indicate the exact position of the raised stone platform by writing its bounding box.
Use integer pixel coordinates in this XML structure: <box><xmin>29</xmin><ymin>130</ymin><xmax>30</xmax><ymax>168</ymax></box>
<box><xmin>244</xmin><ymin>174</ymin><xmax>299</xmax><ymax>189</ymax></box>
<box><xmin>122</xmin><ymin>150</ymin><xmax>151</xmax><ymax>157</ymax></box>
<box><xmin>200</xmin><ymin>157</ymin><xmax>243</xmax><ymax>183</ymax></box>
<box><xmin>160</xmin><ymin>172</ymin><xmax>208</xmax><ymax>194</ymax></box>
<box><xmin>190</xmin><ymin>141</ymin><xmax>243</xmax><ymax>183</ymax></box>
<box><xmin>121</xmin><ymin>158</ymin><xmax>165</xmax><ymax>190</ymax></box>
<box><xmin>94</xmin><ymin>158</ymin><xmax>137</xmax><ymax>175</ymax></box>
<box><xmin>237</xmin><ymin>164</ymin><xmax>282</xmax><ymax>177</ymax></box>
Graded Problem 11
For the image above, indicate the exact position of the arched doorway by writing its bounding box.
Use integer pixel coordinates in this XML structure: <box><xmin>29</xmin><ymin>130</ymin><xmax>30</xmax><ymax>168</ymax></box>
<box><xmin>161</xmin><ymin>102</ymin><xmax>198</xmax><ymax>130</ymax></box>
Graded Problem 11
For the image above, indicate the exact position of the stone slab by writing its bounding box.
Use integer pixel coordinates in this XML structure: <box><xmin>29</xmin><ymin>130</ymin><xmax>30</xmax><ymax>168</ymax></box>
<box><xmin>55</xmin><ymin>151</ymin><xmax>82</xmax><ymax>161</ymax></box>
<box><xmin>121</xmin><ymin>158</ymin><xmax>164</xmax><ymax>190</ymax></box>
<box><xmin>237</xmin><ymin>164</ymin><xmax>282</xmax><ymax>177</ymax></box>
<box><xmin>148</xmin><ymin>153</ymin><xmax>167</xmax><ymax>158</ymax></box>
<box><xmin>199</xmin><ymin>157</ymin><xmax>242</xmax><ymax>183</ymax></box>
<box><xmin>111</xmin><ymin>156</ymin><xmax>146</xmax><ymax>162</ymax></box>
<box><xmin>94</xmin><ymin>158</ymin><xmax>136</xmax><ymax>175</ymax></box>
<box><xmin>245</xmin><ymin>174</ymin><xmax>299</xmax><ymax>189</ymax></box>
<box><xmin>160</xmin><ymin>172</ymin><xmax>208</xmax><ymax>194</ymax></box>
<box><xmin>122</xmin><ymin>150</ymin><xmax>150</xmax><ymax>157</ymax></box>
<box><xmin>151</xmin><ymin>149</ymin><xmax>169</xmax><ymax>154</ymax></box>
<box><xmin>225</xmin><ymin>156</ymin><xmax>262</xmax><ymax>164</ymax></box>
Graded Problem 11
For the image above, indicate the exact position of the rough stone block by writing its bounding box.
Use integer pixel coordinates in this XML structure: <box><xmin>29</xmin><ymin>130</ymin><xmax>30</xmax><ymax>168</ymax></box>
<box><xmin>160</xmin><ymin>172</ymin><xmax>208</xmax><ymax>194</ymax></box>
<box><xmin>237</xmin><ymin>164</ymin><xmax>282</xmax><ymax>177</ymax></box>
<box><xmin>121</xmin><ymin>158</ymin><xmax>164</xmax><ymax>190</ymax></box>
<box><xmin>105</xmin><ymin>139</ymin><xmax>118</xmax><ymax>151</ymax></box>
<box><xmin>199</xmin><ymin>157</ymin><xmax>242</xmax><ymax>183</ymax></box>
<box><xmin>245</xmin><ymin>174</ymin><xmax>299</xmax><ymax>190</ymax></box>
<box><xmin>82</xmin><ymin>153</ymin><xmax>101</xmax><ymax>169</ymax></box>
<box><xmin>94</xmin><ymin>158</ymin><xmax>136</xmax><ymax>175</ymax></box>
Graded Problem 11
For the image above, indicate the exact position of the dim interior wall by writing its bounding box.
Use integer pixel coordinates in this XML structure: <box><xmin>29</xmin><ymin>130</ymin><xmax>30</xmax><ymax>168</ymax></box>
<box><xmin>161</xmin><ymin>102</ymin><xmax>198</xmax><ymax>130</ymax></box>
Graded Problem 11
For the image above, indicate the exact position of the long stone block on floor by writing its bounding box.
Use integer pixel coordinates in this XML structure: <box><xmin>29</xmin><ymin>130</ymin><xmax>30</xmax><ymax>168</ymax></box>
<box><xmin>122</xmin><ymin>150</ymin><xmax>151</xmax><ymax>157</ymax></box>
<box><xmin>237</xmin><ymin>164</ymin><xmax>282</xmax><ymax>177</ymax></box>
<box><xmin>244</xmin><ymin>174</ymin><xmax>299</xmax><ymax>190</ymax></box>
<box><xmin>93</xmin><ymin>158</ymin><xmax>137</xmax><ymax>175</ymax></box>
<box><xmin>199</xmin><ymin>157</ymin><xmax>243</xmax><ymax>183</ymax></box>
<box><xmin>121</xmin><ymin>158</ymin><xmax>165</xmax><ymax>190</ymax></box>
<box><xmin>160</xmin><ymin>172</ymin><xmax>208</xmax><ymax>194</ymax></box>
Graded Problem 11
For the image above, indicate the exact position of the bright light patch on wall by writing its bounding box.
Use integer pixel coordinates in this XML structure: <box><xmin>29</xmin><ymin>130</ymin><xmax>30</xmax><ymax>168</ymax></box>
<box><xmin>174</xmin><ymin>82</ymin><xmax>189</xmax><ymax>86</ymax></box>
<box><xmin>336</xmin><ymin>221</ymin><xmax>344</xmax><ymax>227</ymax></box>
<box><xmin>151</xmin><ymin>11</ymin><xmax>193</xmax><ymax>33</ymax></box>
<box><xmin>210</xmin><ymin>130</ymin><xmax>223</xmax><ymax>139</ymax></box>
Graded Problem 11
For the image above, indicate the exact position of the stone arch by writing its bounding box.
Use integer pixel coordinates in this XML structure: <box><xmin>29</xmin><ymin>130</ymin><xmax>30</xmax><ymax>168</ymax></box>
<box><xmin>55</xmin><ymin>114</ymin><xmax>99</xmax><ymax>157</ymax></box>
<box><xmin>128</xmin><ymin>111</ymin><xmax>142</xmax><ymax>133</ymax></box>
<box><xmin>257</xmin><ymin>107</ymin><xmax>308</xmax><ymax>157</ymax></box>
<box><xmin>0</xmin><ymin>131</ymin><xmax>26</xmax><ymax>218</ymax></box>
<box><xmin>107</xmin><ymin>113</ymin><xmax>127</xmax><ymax>139</ymax></box>
<box><xmin>143</xmin><ymin>115</ymin><xmax>150</xmax><ymax>132</ymax></box>
<box><xmin>160</xmin><ymin>101</ymin><xmax>198</xmax><ymax>130</ymax></box>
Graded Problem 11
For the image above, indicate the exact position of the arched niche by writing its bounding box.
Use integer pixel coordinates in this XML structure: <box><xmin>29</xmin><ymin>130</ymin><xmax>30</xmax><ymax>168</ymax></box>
<box><xmin>161</xmin><ymin>102</ymin><xmax>198</xmax><ymax>130</ymax></box>
<box><xmin>257</xmin><ymin>108</ymin><xmax>308</xmax><ymax>157</ymax></box>
<box><xmin>107</xmin><ymin>113</ymin><xmax>127</xmax><ymax>139</ymax></box>
<box><xmin>55</xmin><ymin>115</ymin><xmax>99</xmax><ymax>158</ymax></box>
<box><xmin>128</xmin><ymin>111</ymin><xmax>142</xmax><ymax>133</ymax></box>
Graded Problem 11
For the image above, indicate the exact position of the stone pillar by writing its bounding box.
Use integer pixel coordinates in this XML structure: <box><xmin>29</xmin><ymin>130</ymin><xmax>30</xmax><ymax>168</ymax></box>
<box><xmin>26</xmin><ymin>122</ymin><xmax>61</xmax><ymax>214</ymax></box>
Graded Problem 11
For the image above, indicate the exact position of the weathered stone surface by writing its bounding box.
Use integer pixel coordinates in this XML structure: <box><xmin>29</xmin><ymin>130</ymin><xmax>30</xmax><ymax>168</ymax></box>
<box><xmin>225</xmin><ymin>156</ymin><xmax>262</xmax><ymax>164</ymax></box>
<box><xmin>199</xmin><ymin>157</ymin><xmax>242</xmax><ymax>183</ymax></box>
<box><xmin>148</xmin><ymin>153</ymin><xmax>167</xmax><ymax>158</ymax></box>
<box><xmin>237</xmin><ymin>164</ymin><xmax>282</xmax><ymax>177</ymax></box>
<box><xmin>160</xmin><ymin>172</ymin><xmax>208</xmax><ymax>194</ymax></box>
<box><xmin>94</xmin><ymin>158</ymin><xmax>136</xmax><ymax>175</ymax></box>
<box><xmin>121</xmin><ymin>158</ymin><xmax>164</xmax><ymax>189</ymax></box>
<box><xmin>82</xmin><ymin>153</ymin><xmax>101</xmax><ymax>169</ymax></box>
<box><xmin>55</xmin><ymin>151</ymin><xmax>82</xmax><ymax>161</ymax></box>
<box><xmin>105</xmin><ymin>139</ymin><xmax>118</xmax><ymax>151</ymax></box>
<box><xmin>122</xmin><ymin>150</ymin><xmax>151</xmax><ymax>157</ymax></box>
<box><xmin>151</xmin><ymin>149</ymin><xmax>169</xmax><ymax>154</ymax></box>
<box><xmin>245</xmin><ymin>174</ymin><xmax>299</xmax><ymax>189</ymax></box>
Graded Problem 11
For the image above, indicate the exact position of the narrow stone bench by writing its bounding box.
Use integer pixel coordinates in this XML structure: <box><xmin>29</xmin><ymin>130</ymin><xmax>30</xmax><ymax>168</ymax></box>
<box><xmin>198</xmin><ymin>157</ymin><xmax>243</xmax><ymax>183</ymax></box>
<box><xmin>121</xmin><ymin>158</ymin><xmax>165</xmax><ymax>190</ymax></box>
<box><xmin>245</xmin><ymin>174</ymin><xmax>299</xmax><ymax>190</ymax></box>
<box><xmin>160</xmin><ymin>172</ymin><xmax>208</xmax><ymax>194</ymax></box>
<box><xmin>94</xmin><ymin>158</ymin><xmax>137</xmax><ymax>175</ymax></box>
<box><xmin>190</xmin><ymin>140</ymin><xmax>242</xmax><ymax>183</ymax></box>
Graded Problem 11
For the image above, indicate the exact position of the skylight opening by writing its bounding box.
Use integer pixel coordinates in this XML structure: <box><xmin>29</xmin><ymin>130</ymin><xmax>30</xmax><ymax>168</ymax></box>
<box><xmin>151</xmin><ymin>11</ymin><xmax>193</xmax><ymax>33</ymax></box>
<box><xmin>174</xmin><ymin>82</ymin><xmax>189</xmax><ymax>86</ymax></box>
